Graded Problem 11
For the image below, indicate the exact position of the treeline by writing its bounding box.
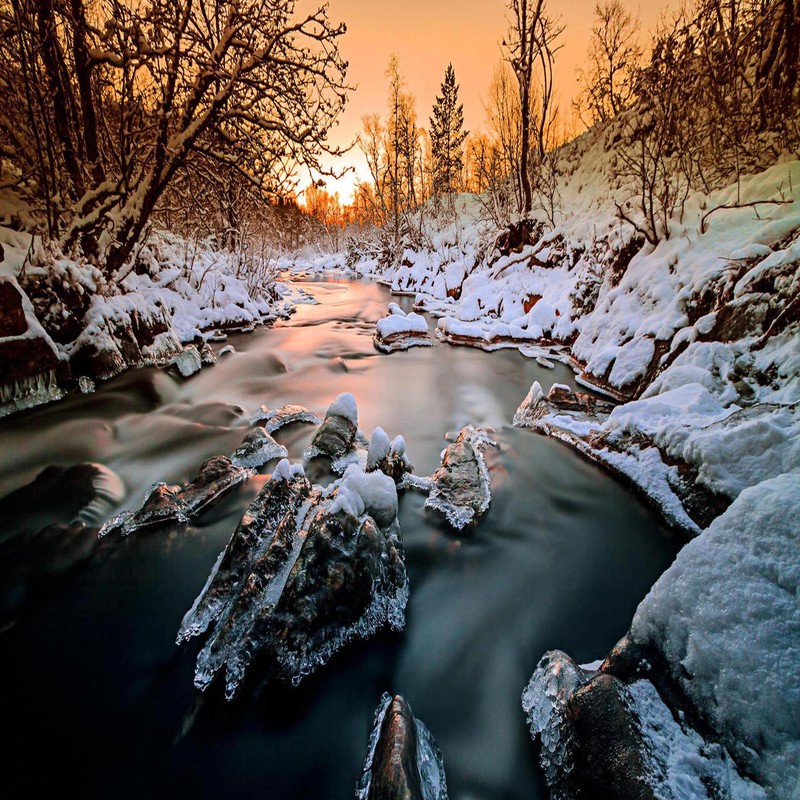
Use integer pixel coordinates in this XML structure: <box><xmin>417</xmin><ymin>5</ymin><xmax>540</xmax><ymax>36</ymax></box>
<box><xmin>0</xmin><ymin>0</ymin><xmax>348</xmax><ymax>280</ymax></box>
<box><xmin>313</xmin><ymin>0</ymin><xmax>799</xmax><ymax>253</ymax></box>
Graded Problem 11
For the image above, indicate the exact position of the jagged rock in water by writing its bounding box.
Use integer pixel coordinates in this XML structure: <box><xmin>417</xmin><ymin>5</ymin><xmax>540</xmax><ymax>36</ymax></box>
<box><xmin>170</xmin><ymin>345</ymin><xmax>203</xmax><ymax>377</ymax></box>
<box><xmin>366</xmin><ymin>428</ymin><xmax>413</xmax><ymax>484</ymax></box>
<box><xmin>305</xmin><ymin>392</ymin><xmax>365</xmax><ymax>473</ymax></box>
<box><xmin>99</xmin><ymin>456</ymin><xmax>252</xmax><ymax>537</ymax></box>
<box><xmin>180</xmin><ymin>460</ymin><xmax>408</xmax><ymax>698</ymax></box>
<box><xmin>177</xmin><ymin>462</ymin><xmax>311</xmax><ymax>644</ymax></box>
<box><xmin>250</xmin><ymin>402</ymin><xmax>322</xmax><ymax>433</ymax></box>
<box><xmin>230</xmin><ymin>428</ymin><xmax>288</xmax><ymax>469</ymax></box>
<box><xmin>373</xmin><ymin>306</ymin><xmax>433</xmax><ymax>353</ymax></box>
<box><xmin>404</xmin><ymin>426</ymin><xmax>495</xmax><ymax>530</ymax></box>
<box><xmin>356</xmin><ymin>693</ymin><xmax>449</xmax><ymax>800</ymax></box>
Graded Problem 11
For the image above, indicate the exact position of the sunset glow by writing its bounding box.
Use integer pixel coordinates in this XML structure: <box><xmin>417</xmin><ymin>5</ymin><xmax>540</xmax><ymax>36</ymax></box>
<box><xmin>312</xmin><ymin>0</ymin><xmax>673</xmax><ymax>202</ymax></box>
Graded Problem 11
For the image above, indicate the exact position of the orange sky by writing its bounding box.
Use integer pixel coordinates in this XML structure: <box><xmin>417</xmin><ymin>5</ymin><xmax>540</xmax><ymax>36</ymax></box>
<box><xmin>308</xmin><ymin>0</ymin><xmax>673</xmax><ymax>202</ymax></box>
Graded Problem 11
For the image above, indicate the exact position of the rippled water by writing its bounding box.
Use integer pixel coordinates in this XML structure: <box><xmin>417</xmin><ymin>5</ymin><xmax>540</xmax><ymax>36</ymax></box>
<box><xmin>0</xmin><ymin>279</ymin><xmax>678</xmax><ymax>800</ymax></box>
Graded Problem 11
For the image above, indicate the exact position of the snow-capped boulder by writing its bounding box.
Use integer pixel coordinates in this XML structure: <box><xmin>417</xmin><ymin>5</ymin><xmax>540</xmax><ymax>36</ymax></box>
<box><xmin>179</xmin><ymin>460</ymin><xmax>408</xmax><ymax>697</ymax></box>
<box><xmin>522</xmin><ymin>472</ymin><xmax>799</xmax><ymax>800</ymax></box>
<box><xmin>373</xmin><ymin>305</ymin><xmax>433</xmax><ymax>353</ymax></box>
<box><xmin>356</xmin><ymin>693</ymin><xmax>448</xmax><ymax>800</ymax></box>
<box><xmin>305</xmin><ymin>392</ymin><xmax>363</xmax><ymax>473</ymax></box>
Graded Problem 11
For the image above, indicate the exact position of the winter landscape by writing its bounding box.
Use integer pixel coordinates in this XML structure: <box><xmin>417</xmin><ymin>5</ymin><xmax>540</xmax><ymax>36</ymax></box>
<box><xmin>0</xmin><ymin>0</ymin><xmax>798</xmax><ymax>799</ymax></box>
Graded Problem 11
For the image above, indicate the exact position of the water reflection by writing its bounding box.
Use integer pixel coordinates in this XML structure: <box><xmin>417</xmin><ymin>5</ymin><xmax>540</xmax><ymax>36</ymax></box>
<box><xmin>0</xmin><ymin>278</ymin><xmax>678</xmax><ymax>800</ymax></box>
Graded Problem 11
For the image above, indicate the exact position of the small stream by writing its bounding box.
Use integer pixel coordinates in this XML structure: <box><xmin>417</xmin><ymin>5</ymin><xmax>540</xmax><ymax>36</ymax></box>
<box><xmin>0</xmin><ymin>278</ymin><xmax>678</xmax><ymax>800</ymax></box>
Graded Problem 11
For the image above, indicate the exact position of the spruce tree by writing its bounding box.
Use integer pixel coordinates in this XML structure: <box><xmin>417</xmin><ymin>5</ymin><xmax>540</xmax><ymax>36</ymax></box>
<box><xmin>430</xmin><ymin>64</ymin><xmax>468</xmax><ymax>196</ymax></box>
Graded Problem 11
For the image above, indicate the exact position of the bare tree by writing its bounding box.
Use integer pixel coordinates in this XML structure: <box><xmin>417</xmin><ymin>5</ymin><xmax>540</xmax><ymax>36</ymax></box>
<box><xmin>575</xmin><ymin>0</ymin><xmax>642</xmax><ymax>125</ymax></box>
<box><xmin>504</xmin><ymin>0</ymin><xmax>564</xmax><ymax>214</ymax></box>
<box><xmin>0</xmin><ymin>0</ymin><xmax>349</xmax><ymax>278</ymax></box>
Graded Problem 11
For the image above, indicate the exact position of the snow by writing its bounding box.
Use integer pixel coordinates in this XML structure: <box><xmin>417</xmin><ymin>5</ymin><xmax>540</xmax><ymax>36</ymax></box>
<box><xmin>270</xmin><ymin>459</ymin><xmax>305</xmax><ymax>483</ymax></box>
<box><xmin>628</xmin><ymin>679</ymin><xmax>767</xmax><ymax>800</ymax></box>
<box><xmin>366</xmin><ymin>426</ymin><xmax>391</xmax><ymax>470</ymax></box>
<box><xmin>328</xmin><ymin>464</ymin><xmax>399</xmax><ymax>529</ymax></box>
<box><xmin>326</xmin><ymin>391</ymin><xmax>358</xmax><ymax>424</ymax></box>
<box><xmin>376</xmin><ymin>309</ymin><xmax>428</xmax><ymax>338</ymax></box>
<box><xmin>631</xmin><ymin>472</ymin><xmax>800</xmax><ymax>797</ymax></box>
<box><xmin>170</xmin><ymin>345</ymin><xmax>203</xmax><ymax>377</ymax></box>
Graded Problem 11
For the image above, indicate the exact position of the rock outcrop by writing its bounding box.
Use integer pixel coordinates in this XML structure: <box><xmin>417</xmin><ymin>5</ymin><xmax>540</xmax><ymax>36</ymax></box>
<box><xmin>99</xmin><ymin>456</ymin><xmax>252</xmax><ymax>537</ymax></box>
<box><xmin>178</xmin><ymin>460</ymin><xmax>409</xmax><ymax>697</ymax></box>
<box><xmin>356</xmin><ymin>693</ymin><xmax>449</xmax><ymax>800</ymax></box>
<box><xmin>404</xmin><ymin>426</ymin><xmax>496</xmax><ymax>530</ymax></box>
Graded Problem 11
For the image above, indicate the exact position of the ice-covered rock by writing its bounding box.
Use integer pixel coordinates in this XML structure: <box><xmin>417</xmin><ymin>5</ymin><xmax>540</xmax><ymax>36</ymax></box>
<box><xmin>230</xmin><ymin>428</ymin><xmax>288</xmax><ymax>469</ymax></box>
<box><xmin>304</xmin><ymin>393</ymin><xmax>365</xmax><ymax>473</ymax></box>
<box><xmin>219</xmin><ymin>344</ymin><xmax>236</xmax><ymax>357</ymax></box>
<box><xmin>356</xmin><ymin>693</ymin><xmax>449</xmax><ymax>800</ymax></box>
<box><xmin>523</xmin><ymin>649</ymin><xmax>766</xmax><ymax>800</ymax></box>
<box><xmin>179</xmin><ymin>462</ymin><xmax>408</xmax><ymax>697</ymax></box>
<box><xmin>199</xmin><ymin>342</ymin><xmax>217</xmax><ymax>366</ymax></box>
<box><xmin>630</xmin><ymin>472</ymin><xmax>800</xmax><ymax>797</ymax></box>
<box><xmin>250</xmin><ymin>402</ymin><xmax>322</xmax><ymax>432</ymax></box>
<box><xmin>521</xmin><ymin>473</ymin><xmax>798</xmax><ymax>800</ymax></box>
<box><xmin>373</xmin><ymin>306</ymin><xmax>433</xmax><ymax>353</ymax></box>
<box><xmin>405</xmin><ymin>426</ymin><xmax>495</xmax><ymax>530</ymax></box>
<box><xmin>99</xmin><ymin>456</ymin><xmax>252</xmax><ymax>537</ymax></box>
<box><xmin>170</xmin><ymin>344</ymin><xmax>203</xmax><ymax>377</ymax></box>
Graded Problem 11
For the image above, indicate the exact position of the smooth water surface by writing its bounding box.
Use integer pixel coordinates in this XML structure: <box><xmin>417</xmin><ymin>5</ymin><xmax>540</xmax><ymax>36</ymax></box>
<box><xmin>0</xmin><ymin>279</ymin><xmax>678</xmax><ymax>800</ymax></box>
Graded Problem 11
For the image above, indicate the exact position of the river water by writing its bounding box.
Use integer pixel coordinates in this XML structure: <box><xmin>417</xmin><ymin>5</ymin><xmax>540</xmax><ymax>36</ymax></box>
<box><xmin>0</xmin><ymin>278</ymin><xmax>678</xmax><ymax>800</ymax></box>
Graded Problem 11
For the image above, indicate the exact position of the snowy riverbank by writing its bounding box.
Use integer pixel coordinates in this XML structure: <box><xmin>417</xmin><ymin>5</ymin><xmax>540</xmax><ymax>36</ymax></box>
<box><xmin>0</xmin><ymin>228</ymin><xmax>294</xmax><ymax>416</ymax></box>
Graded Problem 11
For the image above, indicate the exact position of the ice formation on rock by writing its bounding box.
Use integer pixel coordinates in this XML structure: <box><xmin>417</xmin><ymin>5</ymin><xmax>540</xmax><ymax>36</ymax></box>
<box><xmin>178</xmin><ymin>461</ymin><xmax>408</xmax><ymax>697</ymax></box>
<box><xmin>250</xmin><ymin>403</ymin><xmax>322</xmax><ymax>432</ymax></box>
<box><xmin>230</xmin><ymin>428</ymin><xmax>288</xmax><ymax>469</ymax></box>
<box><xmin>99</xmin><ymin>456</ymin><xmax>252</xmax><ymax>537</ymax></box>
<box><xmin>356</xmin><ymin>693</ymin><xmax>449</xmax><ymax>800</ymax></box>
<box><xmin>304</xmin><ymin>393</ymin><xmax>367</xmax><ymax>473</ymax></box>
<box><xmin>170</xmin><ymin>344</ymin><xmax>203</xmax><ymax>377</ymax></box>
<box><xmin>403</xmin><ymin>426</ymin><xmax>495</xmax><ymax>530</ymax></box>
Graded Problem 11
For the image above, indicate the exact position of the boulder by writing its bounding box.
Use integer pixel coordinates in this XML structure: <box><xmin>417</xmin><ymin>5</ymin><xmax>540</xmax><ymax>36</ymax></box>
<box><xmin>357</xmin><ymin>694</ymin><xmax>449</xmax><ymax>800</ymax></box>
<box><xmin>99</xmin><ymin>456</ymin><xmax>252</xmax><ymax>537</ymax></box>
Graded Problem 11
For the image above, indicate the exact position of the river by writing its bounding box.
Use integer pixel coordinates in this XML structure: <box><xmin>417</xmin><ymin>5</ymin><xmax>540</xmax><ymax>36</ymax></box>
<box><xmin>0</xmin><ymin>278</ymin><xmax>678</xmax><ymax>800</ymax></box>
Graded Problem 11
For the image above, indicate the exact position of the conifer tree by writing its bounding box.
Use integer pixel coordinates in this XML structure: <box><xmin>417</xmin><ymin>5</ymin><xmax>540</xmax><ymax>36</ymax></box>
<box><xmin>429</xmin><ymin>64</ymin><xmax>468</xmax><ymax>196</ymax></box>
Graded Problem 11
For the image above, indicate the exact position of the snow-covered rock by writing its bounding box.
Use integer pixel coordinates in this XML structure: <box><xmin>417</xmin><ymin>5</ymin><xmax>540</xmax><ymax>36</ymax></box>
<box><xmin>521</xmin><ymin>472</ymin><xmax>799</xmax><ymax>800</ymax></box>
<box><xmin>356</xmin><ymin>693</ymin><xmax>449</xmax><ymax>800</ymax></box>
<box><xmin>250</xmin><ymin>402</ymin><xmax>322</xmax><ymax>432</ymax></box>
<box><xmin>169</xmin><ymin>344</ymin><xmax>203</xmax><ymax>378</ymax></box>
<box><xmin>373</xmin><ymin>305</ymin><xmax>433</xmax><ymax>353</ymax></box>
<box><xmin>178</xmin><ymin>462</ymin><xmax>408</xmax><ymax>697</ymax></box>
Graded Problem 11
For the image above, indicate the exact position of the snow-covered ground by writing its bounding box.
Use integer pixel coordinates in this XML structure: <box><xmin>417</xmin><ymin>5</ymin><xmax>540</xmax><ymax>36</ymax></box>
<box><xmin>288</xmin><ymin>123</ymin><xmax>799</xmax><ymax>536</ymax></box>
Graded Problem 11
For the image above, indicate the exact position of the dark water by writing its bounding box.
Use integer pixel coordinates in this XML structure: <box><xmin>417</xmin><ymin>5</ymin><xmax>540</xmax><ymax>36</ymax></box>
<box><xmin>0</xmin><ymin>279</ymin><xmax>678</xmax><ymax>800</ymax></box>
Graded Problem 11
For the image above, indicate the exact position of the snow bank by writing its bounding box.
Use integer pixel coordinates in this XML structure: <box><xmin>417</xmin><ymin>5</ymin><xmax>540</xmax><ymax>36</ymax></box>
<box><xmin>631</xmin><ymin>472</ymin><xmax>800</xmax><ymax>796</ymax></box>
